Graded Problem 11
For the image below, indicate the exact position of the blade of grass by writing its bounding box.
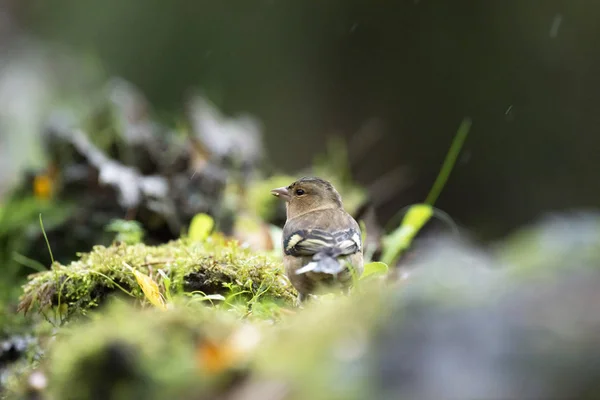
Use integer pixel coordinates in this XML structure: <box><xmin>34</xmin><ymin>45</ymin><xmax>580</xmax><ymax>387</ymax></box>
<box><xmin>383</xmin><ymin>118</ymin><xmax>471</xmax><ymax>232</ymax></box>
<box><xmin>425</xmin><ymin>117</ymin><xmax>472</xmax><ymax>205</ymax></box>
<box><xmin>381</xmin><ymin>118</ymin><xmax>471</xmax><ymax>266</ymax></box>
<box><xmin>39</xmin><ymin>213</ymin><xmax>55</xmax><ymax>264</ymax></box>
<box><xmin>13</xmin><ymin>253</ymin><xmax>47</xmax><ymax>273</ymax></box>
<box><xmin>40</xmin><ymin>212</ymin><xmax>59</xmax><ymax>322</ymax></box>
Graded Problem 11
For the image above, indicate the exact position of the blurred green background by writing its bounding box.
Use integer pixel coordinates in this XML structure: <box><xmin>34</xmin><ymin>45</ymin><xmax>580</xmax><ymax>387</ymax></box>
<box><xmin>3</xmin><ymin>3</ymin><xmax>600</xmax><ymax>398</ymax></box>
<box><xmin>3</xmin><ymin>0</ymin><xmax>599</xmax><ymax>240</ymax></box>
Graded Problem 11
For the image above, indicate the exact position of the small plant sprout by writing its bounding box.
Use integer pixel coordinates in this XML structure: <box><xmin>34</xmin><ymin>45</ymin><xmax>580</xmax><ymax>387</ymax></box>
<box><xmin>381</xmin><ymin>117</ymin><xmax>471</xmax><ymax>267</ymax></box>
<box><xmin>188</xmin><ymin>213</ymin><xmax>215</xmax><ymax>242</ymax></box>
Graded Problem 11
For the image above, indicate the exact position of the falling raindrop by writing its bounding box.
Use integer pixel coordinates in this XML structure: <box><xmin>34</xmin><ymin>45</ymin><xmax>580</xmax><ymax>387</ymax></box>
<box><xmin>505</xmin><ymin>105</ymin><xmax>514</xmax><ymax>122</ymax></box>
<box><xmin>549</xmin><ymin>14</ymin><xmax>563</xmax><ymax>38</ymax></box>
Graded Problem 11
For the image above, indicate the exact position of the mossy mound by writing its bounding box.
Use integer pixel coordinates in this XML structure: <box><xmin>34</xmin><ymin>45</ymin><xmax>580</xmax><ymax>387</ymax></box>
<box><xmin>60</xmin><ymin>302</ymin><xmax>263</xmax><ymax>400</ymax></box>
<box><xmin>7</xmin><ymin>285</ymin><xmax>388</xmax><ymax>400</ymax></box>
<box><xmin>7</xmin><ymin>213</ymin><xmax>600</xmax><ymax>399</ymax></box>
<box><xmin>6</xmin><ymin>301</ymin><xmax>261</xmax><ymax>400</ymax></box>
<box><xmin>17</xmin><ymin>235</ymin><xmax>296</xmax><ymax>320</ymax></box>
<box><xmin>253</xmin><ymin>284</ymin><xmax>388</xmax><ymax>400</ymax></box>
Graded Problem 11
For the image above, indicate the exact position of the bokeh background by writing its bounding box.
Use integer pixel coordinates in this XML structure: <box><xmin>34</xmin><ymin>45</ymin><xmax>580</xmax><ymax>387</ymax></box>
<box><xmin>4</xmin><ymin>2</ymin><xmax>600</xmax><ymax>398</ymax></box>
<box><xmin>2</xmin><ymin>0</ymin><xmax>599</xmax><ymax>240</ymax></box>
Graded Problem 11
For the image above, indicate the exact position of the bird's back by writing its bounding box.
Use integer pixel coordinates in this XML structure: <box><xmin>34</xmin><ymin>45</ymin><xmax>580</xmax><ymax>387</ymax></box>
<box><xmin>283</xmin><ymin>208</ymin><xmax>359</xmax><ymax>236</ymax></box>
<box><xmin>282</xmin><ymin>207</ymin><xmax>363</xmax><ymax>297</ymax></box>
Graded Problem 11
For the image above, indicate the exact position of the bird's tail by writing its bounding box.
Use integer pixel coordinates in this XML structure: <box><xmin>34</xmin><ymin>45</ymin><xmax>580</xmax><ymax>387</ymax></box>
<box><xmin>295</xmin><ymin>252</ymin><xmax>345</xmax><ymax>275</ymax></box>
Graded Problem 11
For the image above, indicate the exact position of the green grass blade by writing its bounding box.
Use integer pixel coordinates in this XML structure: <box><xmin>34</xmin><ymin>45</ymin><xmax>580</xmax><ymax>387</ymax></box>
<box><xmin>425</xmin><ymin>117</ymin><xmax>472</xmax><ymax>205</ymax></box>
<box><xmin>39</xmin><ymin>213</ymin><xmax>55</xmax><ymax>264</ymax></box>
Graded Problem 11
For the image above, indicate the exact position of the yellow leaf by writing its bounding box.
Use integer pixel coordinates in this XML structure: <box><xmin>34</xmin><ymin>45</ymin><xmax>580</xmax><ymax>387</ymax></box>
<box><xmin>189</xmin><ymin>213</ymin><xmax>215</xmax><ymax>242</ymax></box>
<box><xmin>124</xmin><ymin>262</ymin><xmax>167</xmax><ymax>310</ymax></box>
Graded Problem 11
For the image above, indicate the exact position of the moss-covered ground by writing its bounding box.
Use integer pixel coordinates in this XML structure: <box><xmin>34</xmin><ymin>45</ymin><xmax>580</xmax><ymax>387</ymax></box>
<box><xmin>17</xmin><ymin>234</ymin><xmax>296</xmax><ymax>323</ymax></box>
<box><xmin>3</xmin><ymin>212</ymin><xmax>600</xmax><ymax>400</ymax></box>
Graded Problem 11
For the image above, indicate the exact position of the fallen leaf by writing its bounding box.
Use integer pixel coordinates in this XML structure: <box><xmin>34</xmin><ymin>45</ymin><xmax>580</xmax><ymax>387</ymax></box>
<box><xmin>124</xmin><ymin>262</ymin><xmax>167</xmax><ymax>310</ymax></box>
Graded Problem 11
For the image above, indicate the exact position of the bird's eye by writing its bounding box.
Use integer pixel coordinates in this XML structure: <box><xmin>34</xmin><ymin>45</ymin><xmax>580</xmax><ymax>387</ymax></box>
<box><xmin>295</xmin><ymin>189</ymin><xmax>305</xmax><ymax>196</ymax></box>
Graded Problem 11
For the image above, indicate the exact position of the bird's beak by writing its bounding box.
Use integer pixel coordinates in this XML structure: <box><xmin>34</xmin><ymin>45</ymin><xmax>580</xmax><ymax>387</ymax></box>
<box><xmin>270</xmin><ymin>186</ymin><xmax>291</xmax><ymax>201</ymax></box>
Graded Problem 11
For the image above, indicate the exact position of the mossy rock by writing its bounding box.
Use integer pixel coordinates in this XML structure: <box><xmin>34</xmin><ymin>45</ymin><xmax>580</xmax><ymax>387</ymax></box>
<box><xmin>18</xmin><ymin>234</ymin><xmax>296</xmax><ymax>320</ymax></box>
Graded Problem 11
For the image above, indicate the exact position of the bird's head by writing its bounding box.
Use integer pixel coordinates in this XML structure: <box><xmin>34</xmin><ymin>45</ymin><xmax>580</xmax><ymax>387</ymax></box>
<box><xmin>271</xmin><ymin>176</ymin><xmax>343</xmax><ymax>219</ymax></box>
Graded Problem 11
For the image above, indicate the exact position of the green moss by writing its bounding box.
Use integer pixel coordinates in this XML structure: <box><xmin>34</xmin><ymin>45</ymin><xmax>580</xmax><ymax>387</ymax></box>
<box><xmin>45</xmin><ymin>301</ymin><xmax>258</xmax><ymax>400</ymax></box>
<box><xmin>255</xmin><ymin>283</ymin><xmax>388</xmax><ymax>400</ymax></box>
<box><xmin>13</xmin><ymin>285</ymin><xmax>387</xmax><ymax>400</ymax></box>
<box><xmin>18</xmin><ymin>234</ymin><xmax>296</xmax><ymax>320</ymax></box>
<box><xmin>9</xmin><ymin>212</ymin><xmax>600</xmax><ymax>400</ymax></box>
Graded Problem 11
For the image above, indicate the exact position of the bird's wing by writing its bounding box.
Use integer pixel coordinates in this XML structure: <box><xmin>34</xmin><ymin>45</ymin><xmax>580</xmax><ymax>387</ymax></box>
<box><xmin>283</xmin><ymin>228</ymin><xmax>361</xmax><ymax>257</ymax></box>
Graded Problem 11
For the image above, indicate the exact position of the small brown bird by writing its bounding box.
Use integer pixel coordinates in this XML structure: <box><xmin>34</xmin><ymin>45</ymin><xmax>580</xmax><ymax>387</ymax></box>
<box><xmin>271</xmin><ymin>177</ymin><xmax>363</xmax><ymax>301</ymax></box>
